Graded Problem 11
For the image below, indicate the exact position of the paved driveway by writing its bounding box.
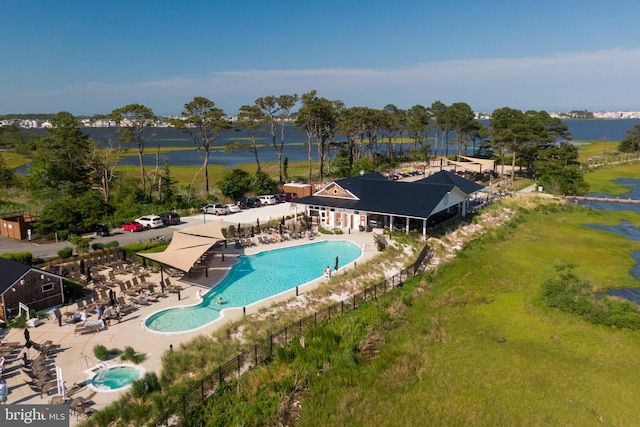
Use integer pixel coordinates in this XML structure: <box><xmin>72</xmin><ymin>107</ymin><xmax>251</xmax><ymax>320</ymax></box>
<box><xmin>0</xmin><ymin>203</ymin><xmax>299</xmax><ymax>259</ymax></box>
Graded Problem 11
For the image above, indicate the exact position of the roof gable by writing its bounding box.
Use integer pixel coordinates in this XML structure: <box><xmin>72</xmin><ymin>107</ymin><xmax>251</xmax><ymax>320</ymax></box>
<box><xmin>314</xmin><ymin>182</ymin><xmax>360</xmax><ymax>200</ymax></box>
<box><xmin>416</xmin><ymin>170</ymin><xmax>484</xmax><ymax>194</ymax></box>
<box><xmin>0</xmin><ymin>258</ymin><xmax>31</xmax><ymax>293</ymax></box>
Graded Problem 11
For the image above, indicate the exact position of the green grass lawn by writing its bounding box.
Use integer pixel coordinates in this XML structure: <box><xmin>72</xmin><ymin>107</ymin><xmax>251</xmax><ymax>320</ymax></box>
<box><xmin>292</xmin><ymin>201</ymin><xmax>640</xmax><ymax>426</ymax></box>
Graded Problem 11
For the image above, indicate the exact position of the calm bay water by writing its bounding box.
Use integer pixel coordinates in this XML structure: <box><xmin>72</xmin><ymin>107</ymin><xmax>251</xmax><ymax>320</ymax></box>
<box><xmin>20</xmin><ymin>119</ymin><xmax>640</xmax><ymax>169</ymax></box>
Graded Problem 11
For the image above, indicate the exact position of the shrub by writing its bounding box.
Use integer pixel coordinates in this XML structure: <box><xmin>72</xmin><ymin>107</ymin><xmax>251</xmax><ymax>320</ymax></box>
<box><xmin>57</xmin><ymin>229</ymin><xmax>70</xmax><ymax>241</ymax></box>
<box><xmin>1</xmin><ymin>251</ymin><xmax>33</xmax><ymax>266</ymax></box>
<box><xmin>92</xmin><ymin>243</ymin><xmax>105</xmax><ymax>251</ymax></box>
<box><xmin>57</xmin><ymin>247</ymin><xmax>73</xmax><ymax>259</ymax></box>
<box><xmin>542</xmin><ymin>266</ymin><xmax>640</xmax><ymax>330</ymax></box>
<box><xmin>121</xmin><ymin>346</ymin><xmax>143</xmax><ymax>364</ymax></box>
<box><xmin>130</xmin><ymin>372</ymin><xmax>161</xmax><ymax>399</ymax></box>
<box><xmin>105</xmin><ymin>240</ymin><xmax>119</xmax><ymax>248</ymax></box>
<box><xmin>94</xmin><ymin>344</ymin><xmax>109</xmax><ymax>361</ymax></box>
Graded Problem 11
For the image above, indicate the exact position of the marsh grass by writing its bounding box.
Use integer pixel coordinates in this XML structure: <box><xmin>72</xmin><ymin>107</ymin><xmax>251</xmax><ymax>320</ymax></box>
<box><xmin>292</xmin><ymin>200</ymin><xmax>640</xmax><ymax>426</ymax></box>
<box><xmin>584</xmin><ymin>162</ymin><xmax>640</xmax><ymax>195</ymax></box>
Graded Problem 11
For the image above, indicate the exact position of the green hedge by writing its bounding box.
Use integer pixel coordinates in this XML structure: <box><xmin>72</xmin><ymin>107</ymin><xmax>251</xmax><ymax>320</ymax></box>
<box><xmin>1</xmin><ymin>251</ymin><xmax>34</xmax><ymax>266</ymax></box>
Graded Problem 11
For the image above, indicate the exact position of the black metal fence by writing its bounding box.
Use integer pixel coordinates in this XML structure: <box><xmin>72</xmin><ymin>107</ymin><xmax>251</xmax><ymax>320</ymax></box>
<box><xmin>154</xmin><ymin>266</ymin><xmax>413</xmax><ymax>426</ymax></box>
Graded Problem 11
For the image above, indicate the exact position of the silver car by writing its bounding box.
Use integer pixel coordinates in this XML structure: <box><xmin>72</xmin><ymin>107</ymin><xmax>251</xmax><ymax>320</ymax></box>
<box><xmin>201</xmin><ymin>204</ymin><xmax>229</xmax><ymax>215</ymax></box>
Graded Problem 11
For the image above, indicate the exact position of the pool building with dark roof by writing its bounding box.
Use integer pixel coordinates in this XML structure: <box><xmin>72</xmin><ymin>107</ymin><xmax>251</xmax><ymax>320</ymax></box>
<box><xmin>0</xmin><ymin>258</ymin><xmax>66</xmax><ymax>323</ymax></box>
<box><xmin>292</xmin><ymin>170</ymin><xmax>485</xmax><ymax>238</ymax></box>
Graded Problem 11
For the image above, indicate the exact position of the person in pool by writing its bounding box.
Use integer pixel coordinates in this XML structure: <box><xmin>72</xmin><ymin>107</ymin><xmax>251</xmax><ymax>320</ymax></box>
<box><xmin>217</xmin><ymin>297</ymin><xmax>223</xmax><ymax>304</ymax></box>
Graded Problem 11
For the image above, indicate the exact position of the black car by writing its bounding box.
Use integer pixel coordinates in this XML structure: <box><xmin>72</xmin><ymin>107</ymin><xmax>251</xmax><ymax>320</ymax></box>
<box><xmin>159</xmin><ymin>212</ymin><xmax>181</xmax><ymax>226</ymax></box>
<box><xmin>95</xmin><ymin>222</ymin><xmax>111</xmax><ymax>237</ymax></box>
<box><xmin>237</xmin><ymin>198</ymin><xmax>257</xmax><ymax>209</ymax></box>
<box><xmin>273</xmin><ymin>193</ymin><xmax>286</xmax><ymax>203</ymax></box>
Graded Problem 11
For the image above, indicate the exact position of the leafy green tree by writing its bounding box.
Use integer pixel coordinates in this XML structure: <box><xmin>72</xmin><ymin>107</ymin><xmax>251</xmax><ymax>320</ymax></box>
<box><xmin>536</xmin><ymin>142</ymin><xmax>588</xmax><ymax>195</ymax></box>
<box><xmin>250</xmin><ymin>171</ymin><xmax>276</xmax><ymax>195</ymax></box>
<box><xmin>619</xmin><ymin>124</ymin><xmax>640</xmax><ymax>152</ymax></box>
<box><xmin>234</xmin><ymin>104</ymin><xmax>265</xmax><ymax>172</ymax></box>
<box><xmin>381</xmin><ymin>104</ymin><xmax>406</xmax><ymax>159</ymax></box>
<box><xmin>70</xmin><ymin>234</ymin><xmax>90</xmax><ymax>254</ymax></box>
<box><xmin>0</xmin><ymin>155</ymin><xmax>15</xmax><ymax>187</ymax></box>
<box><xmin>158</xmin><ymin>158</ymin><xmax>180</xmax><ymax>205</ymax></box>
<box><xmin>36</xmin><ymin>192</ymin><xmax>112</xmax><ymax>237</ymax></box>
<box><xmin>331</xmin><ymin>146</ymin><xmax>354</xmax><ymax>178</ymax></box>
<box><xmin>255</xmin><ymin>94</ymin><xmax>299</xmax><ymax>184</ymax></box>
<box><xmin>110</xmin><ymin>176</ymin><xmax>149</xmax><ymax>218</ymax></box>
<box><xmin>0</xmin><ymin>124</ymin><xmax>38</xmax><ymax>153</ymax></box>
<box><xmin>218</xmin><ymin>168</ymin><xmax>252</xmax><ymax>200</ymax></box>
<box><xmin>109</xmin><ymin>104</ymin><xmax>157</xmax><ymax>192</ymax></box>
<box><xmin>26</xmin><ymin>111</ymin><xmax>93</xmax><ymax>198</ymax></box>
<box><xmin>171</xmin><ymin>97</ymin><xmax>231</xmax><ymax>194</ymax></box>
<box><xmin>429</xmin><ymin>101</ymin><xmax>448</xmax><ymax>157</ymax></box>
<box><xmin>406</xmin><ymin>104</ymin><xmax>431</xmax><ymax>160</ymax></box>
<box><xmin>490</xmin><ymin>107</ymin><xmax>525</xmax><ymax>181</ymax></box>
<box><xmin>296</xmin><ymin>91</ymin><xmax>342</xmax><ymax>182</ymax></box>
<box><xmin>445</xmin><ymin>102</ymin><xmax>481</xmax><ymax>158</ymax></box>
<box><xmin>276</xmin><ymin>94</ymin><xmax>299</xmax><ymax>183</ymax></box>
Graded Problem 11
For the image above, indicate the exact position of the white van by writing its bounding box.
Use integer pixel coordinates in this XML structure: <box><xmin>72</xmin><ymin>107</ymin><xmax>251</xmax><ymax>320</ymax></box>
<box><xmin>135</xmin><ymin>215</ymin><xmax>165</xmax><ymax>229</ymax></box>
<box><xmin>258</xmin><ymin>195</ymin><xmax>277</xmax><ymax>206</ymax></box>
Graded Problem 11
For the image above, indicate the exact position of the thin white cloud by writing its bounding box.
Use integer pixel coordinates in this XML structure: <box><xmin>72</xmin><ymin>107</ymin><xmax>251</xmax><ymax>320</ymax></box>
<box><xmin>4</xmin><ymin>48</ymin><xmax>640</xmax><ymax>114</ymax></box>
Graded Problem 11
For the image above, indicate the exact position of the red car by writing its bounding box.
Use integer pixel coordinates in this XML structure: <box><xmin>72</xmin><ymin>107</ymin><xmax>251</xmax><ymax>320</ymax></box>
<box><xmin>122</xmin><ymin>221</ymin><xmax>144</xmax><ymax>232</ymax></box>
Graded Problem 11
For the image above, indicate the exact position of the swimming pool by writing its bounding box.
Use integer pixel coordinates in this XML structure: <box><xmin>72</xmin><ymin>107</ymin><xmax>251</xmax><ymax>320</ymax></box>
<box><xmin>144</xmin><ymin>240</ymin><xmax>361</xmax><ymax>333</ymax></box>
<box><xmin>87</xmin><ymin>364</ymin><xmax>145</xmax><ymax>393</ymax></box>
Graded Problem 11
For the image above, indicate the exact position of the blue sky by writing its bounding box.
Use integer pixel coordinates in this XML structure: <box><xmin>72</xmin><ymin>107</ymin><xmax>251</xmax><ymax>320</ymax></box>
<box><xmin>2</xmin><ymin>0</ymin><xmax>640</xmax><ymax>116</ymax></box>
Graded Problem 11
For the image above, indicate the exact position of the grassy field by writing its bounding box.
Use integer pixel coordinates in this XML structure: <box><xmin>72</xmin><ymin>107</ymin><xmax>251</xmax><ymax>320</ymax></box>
<box><xmin>289</xmin><ymin>200</ymin><xmax>640</xmax><ymax>426</ymax></box>
<box><xmin>584</xmin><ymin>163</ymin><xmax>640</xmax><ymax>195</ymax></box>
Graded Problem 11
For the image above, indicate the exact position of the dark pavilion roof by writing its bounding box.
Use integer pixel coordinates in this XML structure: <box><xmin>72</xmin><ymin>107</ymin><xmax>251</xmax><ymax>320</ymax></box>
<box><xmin>0</xmin><ymin>257</ymin><xmax>31</xmax><ymax>294</ymax></box>
<box><xmin>415</xmin><ymin>170</ymin><xmax>485</xmax><ymax>194</ymax></box>
<box><xmin>295</xmin><ymin>172</ymin><xmax>464</xmax><ymax>220</ymax></box>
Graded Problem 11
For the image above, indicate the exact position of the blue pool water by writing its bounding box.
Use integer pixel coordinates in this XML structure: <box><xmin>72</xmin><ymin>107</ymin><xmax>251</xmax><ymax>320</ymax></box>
<box><xmin>145</xmin><ymin>240</ymin><xmax>361</xmax><ymax>333</ymax></box>
<box><xmin>90</xmin><ymin>365</ymin><xmax>143</xmax><ymax>392</ymax></box>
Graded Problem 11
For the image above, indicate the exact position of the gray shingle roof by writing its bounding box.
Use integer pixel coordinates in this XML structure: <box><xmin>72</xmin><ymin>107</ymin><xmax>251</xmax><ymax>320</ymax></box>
<box><xmin>296</xmin><ymin>173</ymin><xmax>460</xmax><ymax>219</ymax></box>
<box><xmin>415</xmin><ymin>170</ymin><xmax>485</xmax><ymax>194</ymax></box>
<box><xmin>0</xmin><ymin>257</ymin><xmax>30</xmax><ymax>294</ymax></box>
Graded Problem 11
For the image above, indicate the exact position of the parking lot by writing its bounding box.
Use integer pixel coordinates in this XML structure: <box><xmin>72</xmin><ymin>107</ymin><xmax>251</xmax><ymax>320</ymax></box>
<box><xmin>0</xmin><ymin>202</ymin><xmax>301</xmax><ymax>259</ymax></box>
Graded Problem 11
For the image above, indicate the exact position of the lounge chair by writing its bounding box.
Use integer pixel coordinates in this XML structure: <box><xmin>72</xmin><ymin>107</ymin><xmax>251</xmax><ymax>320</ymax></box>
<box><xmin>74</xmin><ymin>320</ymin><xmax>105</xmax><ymax>336</ymax></box>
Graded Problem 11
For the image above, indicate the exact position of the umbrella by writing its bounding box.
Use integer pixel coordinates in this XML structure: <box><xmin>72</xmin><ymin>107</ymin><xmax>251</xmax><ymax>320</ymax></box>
<box><xmin>256</xmin><ymin>218</ymin><xmax>260</xmax><ymax>229</ymax></box>
<box><xmin>251</xmin><ymin>226</ymin><xmax>255</xmax><ymax>237</ymax></box>
<box><xmin>335</xmin><ymin>256</ymin><xmax>339</xmax><ymax>271</ymax></box>
<box><xmin>237</xmin><ymin>223</ymin><xmax>241</xmax><ymax>234</ymax></box>
<box><xmin>79</xmin><ymin>259</ymin><xmax>85</xmax><ymax>274</ymax></box>
<box><xmin>86</xmin><ymin>268</ymin><xmax>92</xmax><ymax>283</ymax></box>
<box><xmin>279</xmin><ymin>224</ymin><xmax>283</xmax><ymax>234</ymax></box>
<box><xmin>280</xmin><ymin>216</ymin><xmax>285</xmax><ymax>226</ymax></box>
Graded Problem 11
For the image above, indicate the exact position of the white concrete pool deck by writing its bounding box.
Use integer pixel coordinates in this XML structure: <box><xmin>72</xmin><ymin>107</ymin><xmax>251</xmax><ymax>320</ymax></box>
<box><xmin>0</xmin><ymin>230</ymin><xmax>380</xmax><ymax>423</ymax></box>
